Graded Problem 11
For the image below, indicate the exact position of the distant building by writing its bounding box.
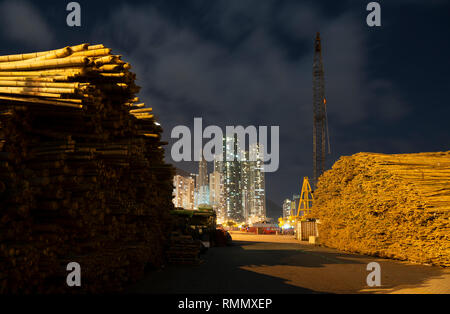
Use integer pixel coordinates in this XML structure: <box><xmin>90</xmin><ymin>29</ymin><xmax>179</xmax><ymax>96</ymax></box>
<box><xmin>196</xmin><ymin>154</ymin><xmax>210</xmax><ymax>207</ymax></box>
<box><xmin>209</xmin><ymin>171</ymin><xmax>224</xmax><ymax>220</ymax></box>
<box><xmin>241</xmin><ymin>150</ymin><xmax>251</xmax><ymax>221</ymax></box>
<box><xmin>197</xmin><ymin>185</ymin><xmax>210</xmax><ymax>207</ymax></box>
<box><xmin>248</xmin><ymin>143</ymin><xmax>266</xmax><ymax>221</ymax></box>
<box><xmin>291</xmin><ymin>194</ymin><xmax>300</xmax><ymax>214</ymax></box>
<box><xmin>291</xmin><ymin>200</ymin><xmax>297</xmax><ymax>217</ymax></box>
<box><xmin>214</xmin><ymin>156</ymin><xmax>223</xmax><ymax>173</ymax></box>
<box><xmin>198</xmin><ymin>153</ymin><xmax>208</xmax><ymax>189</ymax></box>
<box><xmin>218</xmin><ymin>137</ymin><xmax>267</xmax><ymax>223</ymax></box>
<box><xmin>173</xmin><ymin>175</ymin><xmax>195</xmax><ymax>209</ymax></box>
<box><xmin>190</xmin><ymin>173</ymin><xmax>199</xmax><ymax>191</ymax></box>
<box><xmin>222</xmin><ymin>135</ymin><xmax>244</xmax><ymax>222</ymax></box>
<box><xmin>190</xmin><ymin>173</ymin><xmax>199</xmax><ymax>209</ymax></box>
<box><xmin>283</xmin><ymin>199</ymin><xmax>292</xmax><ymax>218</ymax></box>
<box><xmin>175</xmin><ymin>138</ymin><xmax>266</xmax><ymax>223</ymax></box>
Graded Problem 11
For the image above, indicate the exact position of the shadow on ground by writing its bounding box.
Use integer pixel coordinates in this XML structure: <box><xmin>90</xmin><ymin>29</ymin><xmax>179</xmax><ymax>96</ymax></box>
<box><xmin>125</xmin><ymin>239</ymin><xmax>448</xmax><ymax>294</ymax></box>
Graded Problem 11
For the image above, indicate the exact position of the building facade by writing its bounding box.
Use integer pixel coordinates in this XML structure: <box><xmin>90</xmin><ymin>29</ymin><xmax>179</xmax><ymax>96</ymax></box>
<box><xmin>173</xmin><ymin>137</ymin><xmax>267</xmax><ymax>224</ymax></box>
<box><xmin>283</xmin><ymin>199</ymin><xmax>292</xmax><ymax>218</ymax></box>
<box><xmin>222</xmin><ymin>135</ymin><xmax>244</xmax><ymax>222</ymax></box>
<box><xmin>240</xmin><ymin>150</ymin><xmax>251</xmax><ymax>221</ymax></box>
<box><xmin>248</xmin><ymin>143</ymin><xmax>266</xmax><ymax>221</ymax></box>
<box><xmin>196</xmin><ymin>154</ymin><xmax>210</xmax><ymax>207</ymax></box>
<box><xmin>173</xmin><ymin>175</ymin><xmax>195</xmax><ymax>209</ymax></box>
<box><xmin>209</xmin><ymin>171</ymin><xmax>224</xmax><ymax>221</ymax></box>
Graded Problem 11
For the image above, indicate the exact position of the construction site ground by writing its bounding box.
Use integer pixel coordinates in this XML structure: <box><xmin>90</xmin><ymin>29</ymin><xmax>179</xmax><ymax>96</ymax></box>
<box><xmin>126</xmin><ymin>232</ymin><xmax>450</xmax><ymax>294</ymax></box>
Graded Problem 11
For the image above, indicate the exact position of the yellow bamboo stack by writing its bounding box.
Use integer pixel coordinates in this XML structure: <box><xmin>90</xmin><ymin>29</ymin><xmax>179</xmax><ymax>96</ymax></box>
<box><xmin>312</xmin><ymin>152</ymin><xmax>450</xmax><ymax>267</ymax></box>
<box><xmin>0</xmin><ymin>44</ymin><xmax>137</xmax><ymax>109</ymax></box>
<box><xmin>0</xmin><ymin>45</ymin><xmax>174</xmax><ymax>293</ymax></box>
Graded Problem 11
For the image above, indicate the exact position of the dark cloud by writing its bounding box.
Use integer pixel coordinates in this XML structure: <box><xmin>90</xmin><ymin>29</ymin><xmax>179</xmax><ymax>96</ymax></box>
<box><xmin>0</xmin><ymin>0</ymin><xmax>447</xmax><ymax>206</ymax></box>
<box><xmin>0</xmin><ymin>0</ymin><xmax>55</xmax><ymax>49</ymax></box>
<box><xmin>89</xmin><ymin>1</ymin><xmax>411</xmax><ymax>204</ymax></box>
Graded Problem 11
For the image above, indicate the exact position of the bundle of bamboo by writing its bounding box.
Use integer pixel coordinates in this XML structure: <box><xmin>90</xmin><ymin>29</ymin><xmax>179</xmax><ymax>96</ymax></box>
<box><xmin>0</xmin><ymin>44</ymin><xmax>139</xmax><ymax>109</ymax></box>
<box><xmin>0</xmin><ymin>45</ymin><xmax>174</xmax><ymax>293</ymax></box>
<box><xmin>312</xmin><ymin>152</ymin><xmax>450</xmax><ymax>267</ymax></box>
<box><xmin>166</xmin><ymin>232</ymin><xmax>201</xmax><ymax>265</ymax></box>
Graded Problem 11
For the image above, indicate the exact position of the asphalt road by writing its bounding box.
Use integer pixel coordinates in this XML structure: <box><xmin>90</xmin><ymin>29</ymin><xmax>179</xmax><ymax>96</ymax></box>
<box><xmin>126</xmin><ymin>233</ymin><xmax>450</xmax><ymax>294</ymax></box>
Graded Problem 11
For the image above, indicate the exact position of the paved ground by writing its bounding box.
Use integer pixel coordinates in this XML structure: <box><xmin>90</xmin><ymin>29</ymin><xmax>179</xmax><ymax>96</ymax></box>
<box><xmin>126</xmin><ymin>232</ymin><xmax>450</xmax><ymax>294</ymax></box>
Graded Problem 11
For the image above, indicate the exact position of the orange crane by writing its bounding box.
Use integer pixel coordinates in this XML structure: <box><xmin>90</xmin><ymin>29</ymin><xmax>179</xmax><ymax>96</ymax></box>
<box><xmin>296</xmin><ymin>177</ymin><xmax>314</xmax><ymax>217</ymax></box>
<box><xmin>279</xmin><ymin>177</ymin><xmax>314</xmax><ymax>229</ymax></box>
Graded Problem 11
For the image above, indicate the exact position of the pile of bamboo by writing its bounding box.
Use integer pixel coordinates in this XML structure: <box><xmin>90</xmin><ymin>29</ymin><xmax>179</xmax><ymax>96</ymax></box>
<box><xmin>312</xmin><ymin>152</ymin><xmax>450</xmax><ymax>267</ymax></box>
<box><xmin>166</xmin><ymin>232</ymin><xmax>201</xmax><ymax>265</ymax></box>
<box><xmin>0</xmin><ymin>44</ymin><xmax>174</xmax><ymax>293</ymax></box>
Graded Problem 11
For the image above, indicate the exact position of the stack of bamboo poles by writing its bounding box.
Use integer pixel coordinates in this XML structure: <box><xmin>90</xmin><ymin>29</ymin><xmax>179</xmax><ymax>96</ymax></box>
<box><xmin>312</xmin><ymin>152</ymin><xmax>450</xmax><ymax>267</ymax></box>
<box><xmin>0</xmin><ymin>44</ymin><xmax>174</xmax><ymax>293</ymax></box>
<box><xmin>166</xmin><ymin>232</ymin><xmax>201</xmax><ymax>265</ymax></box>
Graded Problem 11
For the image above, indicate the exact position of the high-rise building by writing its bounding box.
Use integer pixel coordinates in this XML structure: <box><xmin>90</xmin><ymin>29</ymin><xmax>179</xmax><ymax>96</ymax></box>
<box><xmin>190</xmin><ymin>173</ymin><xmax>199</xmax><ymax>209</ymax></box>
<box><xmin>198</xmin><ymin>153</ymin><xmax>208</xmax><ymax>189</ymax></box>
<box><xmin>197</xmin><ymin>186</ymin><xmax>210</xmax><ymax>207</ymax></box>
<box><xmin>197</xmin><ymin>154</ymin><xmax>210</xmax><ymax>207</ymax></box>
<box><xmin>219</xmin><ymin>137</ymin><xmax>267</xmax><ymax>223</ymax></box>
<box><xmin>190</xmin><ymin>173</ymin><xmax>199</xmax><ymax>189</ymax></box>
<box><xmin>283</xmin><ymin>199</ymin><xmax>292</xmax><ymax>218</ymax></box>
<box><xmin>240</xmin><ymin>150</ymin><xmax>251</xmax><ymax>221</ymax></box>
<box><xmin>248</xmin><ymin>143</ymin><xmax>266</xmax><ymax>220</ymax></box>
<box><xmin>222</xmin><ymin>135</ymin><xmax>243</xmax><ymax>222</ymax></box>
<box><xmin>214</xmin><ymin>155</ymin><xmax>223</xmax><ymax>174</ymax></box>
<box><xmin>209</xmin><ymin>171</ymin><xmax>224</xmax><ymax>220</ymax></box>
<box><xmin>290</xmin><ymin>200</ymin><xmax>297</xmax><ymax>217</ymax></box>
<box><xmin>291</xmin><ymin>194</ymin><xmax>300</xmax><ymax>213</ymax></box>
<box><xmin>173</xmin><ymin>175</ymin><xmax>195</xmax><ymax>209</ymax></box>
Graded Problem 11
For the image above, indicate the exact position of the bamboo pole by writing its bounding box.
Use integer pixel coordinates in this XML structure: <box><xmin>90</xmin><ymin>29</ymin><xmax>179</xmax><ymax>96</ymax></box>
<box><xmin>0</xmin><ymin>76</ymin><xmax>70</xmax><ymax>82</ymax></box>
<box><xmin>0</xmin><ymin>70</ymin><xmax>84</xmax><ymax>77</ymax></box>
<box><xmin>0</xmin><ymin>89</ymin><xmax>62</xmax><ymax>98</ymax></box>
<box><xmin>71</xmin><ymin>48</ymin><xmax>111</xmax><ymax>58</ymax></box>
<box><xmin>0</xmin><ymin>81</ymin><xmax>84</xmax><ymax>89</ymax></box>
<box><xmin>0</xmin><ymin>95</ymin><xmax>83</xmax><ymax>108</ymax></box>
<box><xmin>31</xmin><ymin>47</ymin><xmax>73</xmax><ymax>62</ymax></box>
<box><xmin>129</xmin><ymin>108</ymin><xmax>152</xmax><ymax>113</ymax></box>
<box><xmin>0</xmin><ymin>86</ymin><xmax>77</xmax><ymax>94</ymax></box>
<box><xmin>0</xmin><ymin>57</ymin><xmax>90</xmax><ymax>71</ymax></box>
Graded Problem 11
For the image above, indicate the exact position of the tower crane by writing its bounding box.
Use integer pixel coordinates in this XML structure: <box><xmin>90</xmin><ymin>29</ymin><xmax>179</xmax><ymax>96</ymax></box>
<box><xmin>278</xmin><ymin>33</ymin><xmax>330</xmax><ymax>228</ymax></box>
<box><xmin>312</xmin><ymin>32</ymin><xmax>331</xmax><ymax>190</ymax></box>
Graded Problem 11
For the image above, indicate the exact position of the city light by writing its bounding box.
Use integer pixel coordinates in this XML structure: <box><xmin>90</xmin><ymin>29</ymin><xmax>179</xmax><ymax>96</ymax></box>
<box><xmin>173</xmin><ymin>137</ymin><xmax>266</xmax><ymax>225</ymax></box>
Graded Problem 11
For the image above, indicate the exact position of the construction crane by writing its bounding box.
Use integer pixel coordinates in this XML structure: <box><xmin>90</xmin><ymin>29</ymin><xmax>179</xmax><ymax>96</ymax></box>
<box><xmin>296</xmin><ymin>177</ymin><xmax>314</xmax><ymax>217</ymax></box>
<box><xmin>278</xmin><ymin>33</ymin><xmax>329</xmax><ymax>228</ymax></box>
<box><xmin>278</xmin><ymin>177</ymin><xmax>314</xmax><ymax>229</ymax></box>
<box><xmin>312</xmin><ymin>32</ymin><xmax>331</xmax><ymax>190</ymax></box>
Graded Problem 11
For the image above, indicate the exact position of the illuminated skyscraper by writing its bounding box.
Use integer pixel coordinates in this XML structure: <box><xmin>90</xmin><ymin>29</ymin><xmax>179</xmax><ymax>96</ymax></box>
<box><xmin>291</xmin><ymin>194</ymin><xmax>300</xmax><ymax>215</ymax></box>
<box><xmin>222</xmin><ymin>135</ymin><xmax>243</xmax><ymax>222</ymax></box>
<box><xmin>209</xmin><ymin>171</ymin><xmax>224</xmax><ymax>220</ymax></box>
<box><xmin>240</xmin><ymin>150</ymin><xmax>251</xmax><ymax>221</ymax></box>
<box><xmin>196</xmin><ymin>153</ymin><xmax>210</xmax><ymax>207</ymax></box>
<box><xmin>218</xmin><ymin>137</ymin><xmax>267</xmax><ymax>223</ymax></box>
<box><xmin>248</xmin><ymin>143</ymin><xmax>266</xmax><ymax>220</ymax></box>
<box><xmin>173</xmin><ymin>175</ymin><xmax>195</xmax><ymax>209</ymax></box>
<box><xmin>198</xmin><ymin>153</ymin><xmax>208</xmax><ymax>189</ymax></box>
<box><xmin>283</xmin><ymin>199</ymin><xmax>292</xmax><ymax>218</ymax></box>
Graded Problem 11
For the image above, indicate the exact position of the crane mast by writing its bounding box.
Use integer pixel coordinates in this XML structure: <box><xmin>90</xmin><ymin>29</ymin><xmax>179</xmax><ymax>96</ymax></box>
<box><xmin>312</xmin><ymin>32</ymin><xmax>329</xmax><ymax>189</ymax></box>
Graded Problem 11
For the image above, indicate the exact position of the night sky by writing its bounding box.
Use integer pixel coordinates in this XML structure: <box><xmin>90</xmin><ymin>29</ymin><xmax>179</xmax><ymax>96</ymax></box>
<box><xmin>0</xmin><ymin>0</ymin><xmax>448</xmax><ymax>212</ymax></box>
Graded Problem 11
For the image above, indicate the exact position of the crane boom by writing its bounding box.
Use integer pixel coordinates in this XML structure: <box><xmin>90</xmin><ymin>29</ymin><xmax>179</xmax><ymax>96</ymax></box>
<box><xmin>312</xmin><ymin>32</ymin><xmax>329</xmax><ymax>189</ymax></box>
